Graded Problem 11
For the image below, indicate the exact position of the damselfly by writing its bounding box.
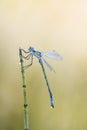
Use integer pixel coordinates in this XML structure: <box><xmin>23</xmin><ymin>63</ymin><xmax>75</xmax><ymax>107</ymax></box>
<box><xmin>20</xmin><ymin>46</ymin><xmax>62</xmax><ymax>108</ymax></box>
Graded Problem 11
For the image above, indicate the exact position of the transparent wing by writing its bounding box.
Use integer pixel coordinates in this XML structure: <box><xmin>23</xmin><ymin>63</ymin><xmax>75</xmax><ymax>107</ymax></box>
<box><xmin>41</xmin><ymin>50</ymin><xmax>62</xmax><ymax>60</ymax></box>
<box><xmin>42</xmin><ymin>58</ymin><xmax>55</xmax><ymax>73</ymax></box>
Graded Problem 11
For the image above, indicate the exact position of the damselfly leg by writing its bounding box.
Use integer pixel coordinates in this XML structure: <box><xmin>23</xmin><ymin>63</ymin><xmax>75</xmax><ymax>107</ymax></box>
<box><xmin>24</xmin><ymin>54</ymin><xmax>33</xmax><ymax>70</ymax></box>
<box><xmin>20</xmin><ymin>48</ymin><xmax>33</xmax><ymax>70</ymax></box>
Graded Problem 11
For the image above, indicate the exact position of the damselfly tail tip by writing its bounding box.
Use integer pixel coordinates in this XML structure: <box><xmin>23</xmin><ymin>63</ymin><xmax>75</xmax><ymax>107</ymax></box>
<box><xmin>50</xmin><ymin>100</ymin><xmax>54</xmax><ymax>108</ymax></box>
<box><xmin>50</xmin><ymin>104</ymin><xmax>54</xmax><ymax>108</ymax></box>
<box><xmin>50</xmin><ymin>93</ymin><xmax>54</xmax><ymax>108</ymax></box>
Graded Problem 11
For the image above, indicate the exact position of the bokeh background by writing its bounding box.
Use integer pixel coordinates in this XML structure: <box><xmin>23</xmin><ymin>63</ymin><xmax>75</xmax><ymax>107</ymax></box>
<box><xmin>0</xmin><ymin>0</ymin><xmax>87</xmax><ymax>130</ymax></box>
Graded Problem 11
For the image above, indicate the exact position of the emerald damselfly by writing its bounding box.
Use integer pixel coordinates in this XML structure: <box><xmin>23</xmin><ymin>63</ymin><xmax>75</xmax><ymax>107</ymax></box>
<box><xmin>20</xmin><ymin>46</ymin><xmax>62</xmax><ymax>108</ymax></box>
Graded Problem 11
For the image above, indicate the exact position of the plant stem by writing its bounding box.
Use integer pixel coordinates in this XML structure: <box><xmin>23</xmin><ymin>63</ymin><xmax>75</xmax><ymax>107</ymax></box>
<box><xmin>19</xmin><ymin>48</ymin><xmax>29</xmax><ymax>130</ymax></box>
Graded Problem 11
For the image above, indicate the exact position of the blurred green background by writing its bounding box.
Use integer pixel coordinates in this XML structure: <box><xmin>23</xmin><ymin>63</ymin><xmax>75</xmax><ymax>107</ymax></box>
<box><xmin>0</xmin><ymin>0</ymin><xmax>87</xmax><ymax>130</ymax></box>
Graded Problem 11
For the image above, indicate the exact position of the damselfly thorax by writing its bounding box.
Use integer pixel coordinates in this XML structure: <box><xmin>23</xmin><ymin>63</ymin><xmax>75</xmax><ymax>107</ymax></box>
<box><xmin>29</xmin><ymin>47</ymin><xmax>42</xmax><ymax>60</ymax></box>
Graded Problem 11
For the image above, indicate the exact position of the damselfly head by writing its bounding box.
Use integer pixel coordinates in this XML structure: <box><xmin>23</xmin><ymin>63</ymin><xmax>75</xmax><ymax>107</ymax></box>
<box><xmin>28</xmin><ymin>46</ymin><xmax>34</xmax><ymax>52</ymax></box>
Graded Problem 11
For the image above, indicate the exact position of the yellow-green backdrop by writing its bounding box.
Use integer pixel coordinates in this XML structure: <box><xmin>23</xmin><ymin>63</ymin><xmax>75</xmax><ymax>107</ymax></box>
<box><xmin>0</xmin><ymin>1</ymin><xmax>87</xmax><ymax>130</ymax></box>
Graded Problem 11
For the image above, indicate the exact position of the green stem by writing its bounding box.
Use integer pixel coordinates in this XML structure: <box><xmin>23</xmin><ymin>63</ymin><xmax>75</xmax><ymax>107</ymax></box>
<box><xmin>19</xmin><ymin>48</ymin><xmax>29</xmax><ymax>130</ymax></box>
